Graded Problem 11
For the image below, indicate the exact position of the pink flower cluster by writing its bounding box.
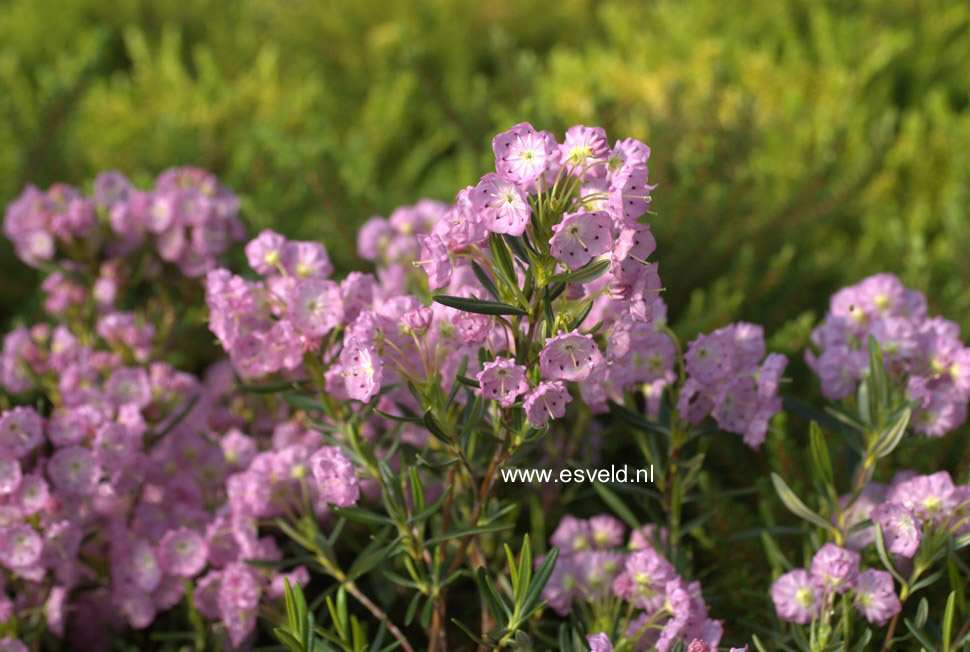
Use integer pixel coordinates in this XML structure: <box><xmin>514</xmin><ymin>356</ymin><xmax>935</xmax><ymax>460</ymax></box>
<box><xmin>206</xmin><ymin>228</ymin><xmax>342</xmax><ymax>377</ymax></box>
<box><xmin>587</xmin><ymin>633</ymin><xmax>748</xmax><ymax>652</ymax></box>
<box><xmin>807</xmin><ymin>273</ymin><xmax>970</xmax><ymax>436</ymax></box>
<box><xmin>771</xmin><ymin>543</ymin><xmax>901</xmax><ymax>627</ymax></box>
<box><xmin>838</xmin><ymin>470</ymin><xmax>969</xmax><ymax>557</ymax></box>
<box><xmin>540</xmin><ymin>515</ymin><xmax>721</xmax><ymax>651</ymax></box>
<box><xmin>3</xmin><ymin>168</ymin><xmax>244</xmax><ymax>277</ymax></box>
<box><xmin>678</xmin><ymin>323</ymin><xmax>788</xmax><ymax>449</ymax></box>
<box><xmin>0</xmin><ymin>168</ymin><xmax>366</xmax><ymax>648</ymax></box>
<box><xmin>418</xmin><ymin>123</ymin><xmax>662</xmax><ymax>319</ymax></box>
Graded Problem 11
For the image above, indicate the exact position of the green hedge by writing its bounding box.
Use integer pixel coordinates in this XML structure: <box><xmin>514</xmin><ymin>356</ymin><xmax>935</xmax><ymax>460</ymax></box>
<box><xmin>2</xmin><ymin>0</ymin><xmax>968</xmax><ymax>355</ymax></box>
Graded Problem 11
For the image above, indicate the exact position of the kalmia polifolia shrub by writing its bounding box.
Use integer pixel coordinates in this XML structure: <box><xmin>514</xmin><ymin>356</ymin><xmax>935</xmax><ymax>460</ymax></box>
<box><xmin>2</xmin><ymin>124</ymin><xmax>969</xmax><ymax>651</ymax></box>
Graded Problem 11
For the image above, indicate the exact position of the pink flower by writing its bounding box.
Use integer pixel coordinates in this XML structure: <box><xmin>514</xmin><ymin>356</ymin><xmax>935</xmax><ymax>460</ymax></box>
<box><xmin>539</xmin><ymin>330</ymin><xmax>603</xmax><ymax>382</ymax></box>
<box><xmin>48</xmin><ymin>446</ymin><xmax>100</xmax><ymax>495</ymax></box>
<box><xmin>476</xmin><ymin>357</ymin><xmax>529</xmax><ymax>407</ymax></box>
<box><xmin>549</xmin><ymin>210</ymin><xmax>613</xmax><ymax>270</ymax></box>
<box><xmin>560</xmin><ymin>125</ymin><xmax>610</xmax><ymax>179</ymax></box>
<box><xmin>418</xmin><ymin>233</ymin><xmax>453</xmax><ymax>290</ymax></box>
<box><xmin>0</xmin><ymin>458</ymin><xmax>21</xmax><ymax>495</ymax></box>
<box><xmin>612</xmin><ymin>548</ymin><xmax>677</xmax><ymax>611</ymax></box>
<box><xmin>310</xmin><ymin>446</ymin><xmax>360</xmax><ymax>508</ymax></box>
<box><xmin>523</xmin><ymin>381</ymin><xmax>571</xmax><ymax>428</ymax></box>
<box><xmin>119</xmin><ymin>539</ymin><xmax>162</xmax><ymax>593</ymax></box>
<box><xmin>887</xmin><ymin>471</ymin><xmax>960</xmax><ymax>524</ymax></box>
<box><xmin>282</xmin><ymin>240</ymin><xmax>333</xmax><ymax>279</ymax></box>
<box><xmin>589</xmin><ymin>515</ymin><xmax>624</xmax><ymax>549</ymax></box>
<box><xmin>854</xmin><ymin>569</ymin><xmax>901</xmax><ymax>626</ymax></box>
<box><xmin>871</xmin><ymin>501</ymin><xmax>922</xmax><ymax>557</ymax></box>
<box><xmin>771</xmin><ymin>569</ymin><xmax>819</xmax><ymax>624</ymax></box>
<box><xmin>492</xmin><ymin>122</ymin><xmax>549</xmax><ymax>186</ymax></box>
<box><xmin>609</xmin><ymin>164</ymin><xmax>654</xmax><ymax>227</ymax></box>
<box><xmin>0</xmin><ymin>407</ymin><xmax>44</xmax><ymax>459</ymax></box>
<box><xmin>157</xmin><ymin>527</ymin><xmax>208</xmax><ymax>578</ymax></box>
<box><xmin>587</xmin><ymin>633</ymin><xmax>613</xmax><ymax>652</ymax></box>
<box><xmin>245</xmin><ymin>228</ymin><xmax>287</xmax><ymax>275</ymax></box>
<box><xmin>550</xmin><ymin>515</ymin><xmax>592</xmax><ymax>553</ymax></box>
<box><xmin>0</xmin><ymin>638</ymin><xmax>28</xmax><ymax>652</ymax></box>
<box><xmin>0</xmin><ymin>524</ymin><xmax>43</xmax><ymax>569</ymax></box>
<box><xmin>340</xmin><ymin>340</ymin><xmax>383</xmax><ymax>402</ymax></box>
<box><xmin>13</xmin><ymin>474</ymin><xmax>48</xmax><ymax>515</ymax></box>
<box><xmin>810</xmin><ymin>543</ymin><xmax>859</xmax><ymax>594</ymax></box>
<box><xmin>106</xmin><ymin>367</ymin><xmax>153</xmax><ymax>409</ymax></box>
<box><xmin>470</xmin><ymin>173</ymin><xmax>531</xmax><ymax>236</ymax></box>
<box><xmin>287</xmin><ymin>278</ymin><xmax>343</xmax><ymax>337</ymax></box>
<box><xmin>540</xmin><ymin>555</ymin><xmax>578</xmax><ymax>616</ymax></box>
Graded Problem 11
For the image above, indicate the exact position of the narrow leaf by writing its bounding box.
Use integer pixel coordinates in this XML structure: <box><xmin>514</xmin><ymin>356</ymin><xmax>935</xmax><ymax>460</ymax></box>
<box><xmin>471</xmin><ymin>261</ymin><xmax>501</xmax><ymax>300</ymax></box>
<box><xmin>592</xmin><ymin>481</ymin><xmax>640</xmax><ymax>529</ymax></box>
<box><xmin>770</xmin><ymin>473</ymin><xmax>837</xmax><ymax>534</ymax></box>
<box><xmin>433</xmin><ymin>294</ymin><xmax>527</xmax><ymax>316</ymax></box>
<box><xmin>549</xmin><ymin>258</ymin><xmax>611</xmax><ymax>285</ymax></box>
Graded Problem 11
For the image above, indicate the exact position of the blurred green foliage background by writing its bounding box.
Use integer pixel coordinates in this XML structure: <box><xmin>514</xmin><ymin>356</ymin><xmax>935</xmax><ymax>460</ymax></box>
<box><xmin>1</xmin><ymin>0</ymin><xmax>968</xmax><ymax>350</ymax></box>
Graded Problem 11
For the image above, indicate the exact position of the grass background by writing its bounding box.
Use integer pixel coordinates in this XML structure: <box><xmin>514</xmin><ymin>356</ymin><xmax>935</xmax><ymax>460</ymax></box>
<box><xmin>2</xmin><ymin>0</ymin><xmax>969</xmax><ymax>639</ymax></box>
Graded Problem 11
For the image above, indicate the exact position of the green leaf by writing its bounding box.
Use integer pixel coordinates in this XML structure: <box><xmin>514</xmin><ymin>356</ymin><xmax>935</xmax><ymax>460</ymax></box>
<box><xmin>606</xmin><ymin>400</ymin><xmax>669</xmax><ymax>437</ymax></box>
<box><xmin>336</xmin><ymin>587</ymin><xmax>349</xmax><ymax>637</ymax></box>
<box><xmin>154</xmin><ymin>394</ymin><xmax>200</xmax><ymax>438</ymax></box>
<box><xmin>244</xmin><ymin>555</ymin><xmax>317</xmax><ymax>569</ymax></box>
<box><xmin>332</xmin><ymin>506</ymin><xmax>393</xmax><ymax>526</ymax></box>
<box><xmin>910</xmin><ymin>567</ymin><xmax>946</xmax><ymax>594</ymax></box>
<box><xmin>404</xmin><ymin>592</ymin><xmax>421</xmax><ymax>626</ymax></box>
<box><xmin>423</xmin><ymin>522</ymin><xmax>514</xmax><ymax>548</ymax></box>
<box><xmin>432</xmin><ymin>294</ymin><xmax>528</xmax><ymax>316</ymax></box>
<box><xmin>276</xmin><ymin>518</ymin><xmax>314</xmax><ymax>550</ymax></box>
<box><xmin>944</xmin><ymin>591</ymin><xmax>956</xmax><ymax>652</ymax></box>
<box><xmin>240</xmin><ymin>379</ymin><xmax>309</xmax><ymax>393</ymax></box>
<box><xmin>274</xmin><ymin>628</ymin><xmax>305</xmax><ymax>652</ymax></box>
<box><xmin>770</xmin><ymin>473</ymin><xmax>837</xmax><ymax>534</ymax></box>
<box><xmin>905</xmin><ymin>617</ymin><xmax>937</xmax><ymax>651</ymax></box>
<box><xmin>423</xmin><ymin>410</ymin><xmax>451</xmax><ymax>443</ymax></box>
<box><xmin>515</xmin><ymin>535</ymin><xmax>532</xmax><ymax>607</ymax></box>
<box><xmin>368</xmin><ymin>617</ymin><xmax>389</xmax><ymax>652</ymax></box>
<box><xmin>868</xmin><ymin>335</ymin><xmax>889</xmax><ymax>423</ymax></box>
<box><xmin>874</xmin><ymin>523</ymin><xmax>907</xmax><ymax>585</ymax></box>
<box><xmin>521</xmin><ymin>546</ymin><xmax>559</xmax><ymax>614</ymax></box>
<box><xmin>409</xmin><ymin>466</ymin><xmax>425</xmax><ymax>514</ymax></box>
<box><xmin>455</xmin><ymin>375</ymin><xmax>481</xmax><ymax>388</ymax></box>
<box><xmin>548</xmin><ymin>258</ymin><xmax>611</xmax><ymax>285</ymax></box>
<box><xmin>851</xmin><ymin>629</ymin><xmax>872</xmax><ymax>652</ymax></box>
<box><xmin>476</xmin><ymin>566</ymin><xmax>512</xmax><ymax>622</ymax></box>
<box><xmin>420</xmin><ymin>594</ymin><xmax>434</xmax><ymax>629</ymax></box>
<box><xmin>285</xmin><ymin>392</ymin><xmax>324</xmax><ymax>413</ymax></box>
<box><xmin>948</xmin><ymin>560</ymin><xmax>967</xmax><ymax>619</ymax></box>
<box><xmin>870</xmin><ymin>407</ymin><xmax>911</xmax><ymax>460</ymax></box>
<box><xmin>783</xmin><ymin>396</ymin><xmax>864</xmax><ymax>437</ymax></box>
<box><xmin>681</xmin><ymin>508</ymin><xmax>717</xmax><ymax>535</ymax></box>
<box><xmin>809</xmin><ymin>421</ymin><xmax>834</xmax><ymax>487</ymax></box>
<box><xmin>452</xmin><ymin>618</ymin><xmax>490</xmax><ymax>647</ymax></box>
<box><xmin>488</xmin><ymin>233</ymin><xmax>522</xmax><ymax>299</ymax></box>
<box><xmin>857</xmin><ymin>377</ymin><xmax>872</xmax><ymax>426</ymax></box>
<box><xmin>915</xmin><ymin>596</ymin><xmax>929</xmax><ymax>628</ymax></box>
<box><xmin>284</xmin><ymin>578</ymin><xmax>299</xmax><ymax>639</ymax></box>
<box><xmin>347</xmin><ymin>536</ymin><xmax>402</xmax><ymax>580</ymax></box>
<box><xmin>505</xmin><ymin>543</ymin><xmax>519</xmax><ymax>590</ymax></box>
<box><xmin>503</xmin><ymin>233</ymin><xmax>533</xmax><ymax>265</ymax></box>
<box><xmin>373</xmin><ymin>408</ymin><xmax>423</xmax><ymax>423</ymax></box>
<box><xmin>471</xmin><ymin>261</ymin><xmax>501</xmax><ymax>300</ymax></box>
<box><xmin>592</xmin><ymin>481</ymin><xmax>640</xmax><ymax>529</ymax></box>
<box><xmin>569</xmin><ymin>297</ymin><xmax>595</xmax><ymax>331</ymax></box>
